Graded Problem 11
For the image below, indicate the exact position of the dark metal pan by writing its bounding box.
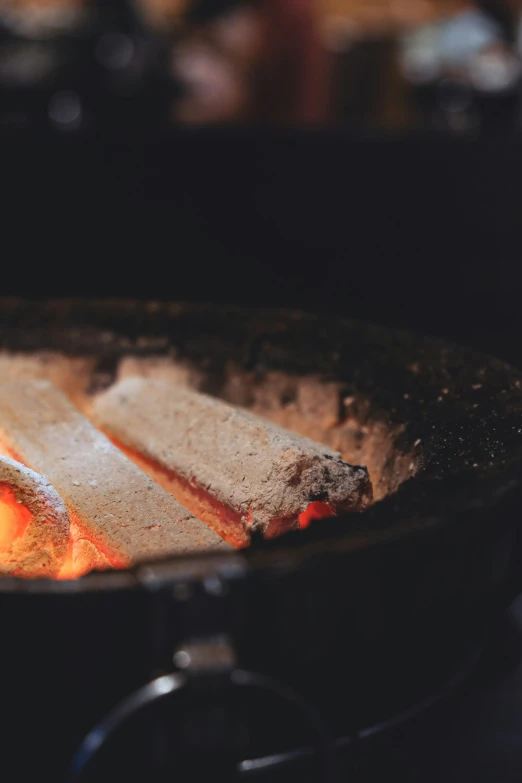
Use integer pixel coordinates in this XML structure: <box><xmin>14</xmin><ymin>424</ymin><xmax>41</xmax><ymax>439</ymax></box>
<box><xmin>0</xmin><ymin>297</ymin><xmax>521</xmax><ymax>781</ymax></box>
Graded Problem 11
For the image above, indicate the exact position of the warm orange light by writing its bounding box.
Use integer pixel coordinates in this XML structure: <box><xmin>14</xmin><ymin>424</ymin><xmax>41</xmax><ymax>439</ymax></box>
<box><xmin>109</xmin><ymin>437</ymin><xmax>338</xmax><ymax>546</ymax></box>
<box><xmin>0</xmin><ymin>433</ymin><xmax>338</xmax><ymax>578</ymax></box>
<box><xmin>108</xmin><ymin>436</ymin><xmax>249</xmax><ymax>549</ymax></box>
<box><xmin>0</xmin><ymin>486</ymin><xmax>32</xmax><ymax>552</ymax></box>
<box><xmin>0</xmin><ymin>444</ymin><xmax>119</xmax><ymax>580</ymax></box>
<box><xmin>56</xmin><ymin>536</ymin><xmax>78</xmax><ymax>580</ymax></box>
<box><xmin>57</xmin><ymin>519</ymin><xmax>126</xmax><ymax>580</ymax></box>
<box><xmin>298</xmin><ymin>501</ymin><xmax>335</xmax><ymax>529</ymax></box>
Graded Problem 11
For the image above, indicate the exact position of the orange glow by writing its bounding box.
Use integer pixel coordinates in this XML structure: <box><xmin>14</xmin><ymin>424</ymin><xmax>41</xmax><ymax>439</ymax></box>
<box><xmin>0</xmin><ymin>440</ymin><xmax>124</xmax><ymax>580</ymax></box>
<box><xmin>0</xmin><ymin>486</ymin><xmax>32</xmax><ymax>552</ymax></box>
<box><xmin>108</xmin><ymin>437</ymin><xmax>249</xmax><ymax>549</ymax></box>
<box><xmin>56</xmin><ymin>534</ymin><xmax>79</xmax><ymax>580</ymax></box>
<box><xmin>298</xmin><ymin>501</ymin><xmax>335</xmax><ymax>529</ymax></box>
<box><xmin>108</xmin><ymin>437</ymin><xmax>337</xmax><ymax>546</ymax></box>
<box><xmin>57</xmin><ymin>517</ymin><xmax>127</xmax><ymax>580</ymax></box>
<box><xmin>57</xmin><ymin>542</ymin><xmax>106</xmax><ymax>580</ymax></box>
<box><xmin>0</xmin><ymin>435</ymin><xmax>337</xmax><ymax>579</ymax></box>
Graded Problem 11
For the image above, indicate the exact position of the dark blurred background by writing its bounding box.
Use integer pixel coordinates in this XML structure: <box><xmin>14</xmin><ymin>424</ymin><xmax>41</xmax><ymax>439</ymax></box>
<box><xmin>1</xmin><ymin>0</ymin><xmax>522</xmax><ymax>368</ymax></box>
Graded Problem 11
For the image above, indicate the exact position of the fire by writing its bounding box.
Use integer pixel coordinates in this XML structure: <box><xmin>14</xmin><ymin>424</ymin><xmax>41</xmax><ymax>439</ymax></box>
<box><xmin>0</xmin><ymin>429</ymin><xmax>337</xmax><ymax>580</ymax></box>
<box><xmin>0</xmin><ymin>486</ymin><xmax>32</xmax><ymax>552</ymax></box>
<box><xmin>298</xmin><ymin>501</ymin><xmax>335</xmax><ymax>529</ymax></box>
<box><xmin>57</xmin><ymin>519</ymin><xmax>126</xmax><ymax>580</ymax></box>
<box><xmin>0</xmin><ymin>489</ymin><xmax>115</xmax><ymax>580</ymax></box>
<box><xmin>109</xmin><ymin>437</ymin><xmax>339</xmax><ymax>545</ymax></box>
<box><xmin>0</xmin><ymin>443</ymin><xmax>120</xmax><ymax>580</ymax></box>
<box><xmin>57</xmin><ymin>528</ymin><xmax>89</xmax><ymax>581</ymax></box>
<box><xmin>108</xmin><ymin>436</ymin><xmax>249</xmax><ymax>549</ymax></box>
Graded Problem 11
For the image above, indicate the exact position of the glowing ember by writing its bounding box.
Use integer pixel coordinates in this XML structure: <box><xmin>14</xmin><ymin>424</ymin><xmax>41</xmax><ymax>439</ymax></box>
<box><xmin>57</xmin><ymin>519</ymin><xmax>122</xmax><ymax>580</ymax></box>
<box><xmin>0</xmin><ymin>486</ymin><xmax>32</xmax><ymax>552</ymax></box>
<box><xmin>107</xmin><ymin>437</ymin><xmax>248</xmax><ymax>549</ymax></box>
<box><xmin>91</xmin><ymin>378</ymin><xmax>372</xmax><ymax>547</ymax></box>
<box><xmin>57</xmin><ymin>538</ymin><xmax>77</xmax><ymax>580</ymax></box>
<box><xmin>0</xmin><ymin>376</ymin><xmax>369</xmax><ymax>580</ymax></box>
<box><xmin>298</xmin><ymin>501</ymin><xmax>335</xmax><ymax>529</ymax></box>
<box><xmin>0</xmin><ymin>454</ymin><xmax>70</xmax><ymax>578</ymax></box>
<box><xmin>108</xmin><ymin>439</ymin><xmax>337</xmax><ymax>543</ymax></box>
<box><xmin>0</xmin><ymin>380</ymin><xmax>230</xmax><ymax>582</ymax></box>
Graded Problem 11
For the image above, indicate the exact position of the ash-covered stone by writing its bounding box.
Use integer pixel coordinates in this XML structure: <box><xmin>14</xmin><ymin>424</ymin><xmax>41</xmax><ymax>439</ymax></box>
<box><xmin>0</xmin><ymin>381</ymin><xmax>231</xmax><ymax>574</ymax></box>
<box><xmin>92</xmin><ymin>378</ymin><xmax>373</xmax><ymax>547</ymax></box>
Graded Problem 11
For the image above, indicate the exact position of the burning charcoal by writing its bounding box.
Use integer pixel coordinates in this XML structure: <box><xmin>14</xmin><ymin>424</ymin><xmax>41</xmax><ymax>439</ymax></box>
<box><xmin>0</xmin><ymin>381</ymin><xmax>232</xmax><ymax>579</ymax></box>
<box><xmin>91</xmin><ymin>378</ymin><xmax>373</xmax><ymax>548</ymax></box>
<box><xmin>0</xmin><ymin>453</ymin><xmax>70</xmax><ymax>578</ymax></box>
